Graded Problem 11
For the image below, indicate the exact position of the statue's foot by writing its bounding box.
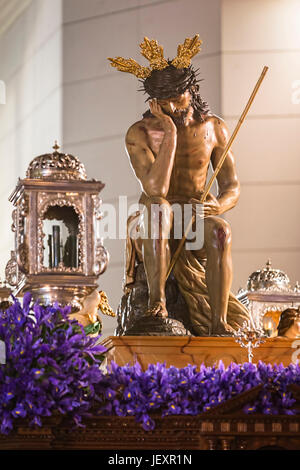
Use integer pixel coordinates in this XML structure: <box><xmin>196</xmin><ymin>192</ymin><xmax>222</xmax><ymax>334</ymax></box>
<box><xmin>212</xmin><ymin>321</ymin><xmax>235</xmax><ymax>337</ymax></box>
<box><xmin>145</xmin><ymin>302</ymin><xmax>168</xmax><ymax>318</ymax></box>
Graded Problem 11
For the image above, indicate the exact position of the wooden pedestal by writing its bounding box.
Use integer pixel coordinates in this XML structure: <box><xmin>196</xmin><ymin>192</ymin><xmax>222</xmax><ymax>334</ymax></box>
<box><xmin>101</xmin><ymin>335</ymin><xmax>298</xmax><ymax>369</ymax></box>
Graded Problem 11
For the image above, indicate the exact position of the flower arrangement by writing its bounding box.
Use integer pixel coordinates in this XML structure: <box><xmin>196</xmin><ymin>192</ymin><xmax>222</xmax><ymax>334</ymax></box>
<box><xmin>1</xmin><ymin>294</ymin><xmax>300</xmax><ymax>435</ymax></box>
<box><xmin>0</xmin><ymin>293</ymin><xmax>106</xmax><ymax>434</ymax></box>
<box><xmin>95</xmin><ymin>360</ymin><xmax>300</xmax><ymax>430</ymax></box>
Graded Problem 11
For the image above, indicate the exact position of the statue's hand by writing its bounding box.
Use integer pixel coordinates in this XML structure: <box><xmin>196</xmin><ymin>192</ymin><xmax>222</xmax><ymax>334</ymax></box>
<box><xmin>190</xmin><ymin>194</ymin><xmax>221</xmax><ymax>218</ymax></box>
<box><xmin>203</xmin><ymin>193</ymin><xmax>221</xmax><ymax>217</ymax></box>
<box><xmin>149</xmin><ymin>99</ymin><xmax>177</xmax><ymax>134</ymax></box>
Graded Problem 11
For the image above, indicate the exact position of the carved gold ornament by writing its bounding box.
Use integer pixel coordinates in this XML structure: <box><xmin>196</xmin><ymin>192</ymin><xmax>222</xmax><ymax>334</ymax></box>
<box><xmin>107</xmin><ymin>57</ymin><xmax>151</xmax><ymax>79</ymax></box>
<box><xmin>108</xmin><ymin>34</ymin><xmax>202</xmax><ymax>78</ymax></box>
<box><xmin>171</xmin><ymin>35</ymin><xmax>202</xmax><ymax>69</ymax></box>
<box><xmin>139</xmin><ymin>37</ymin><xmax>169</xmax><ymax>71</ymax></box>
<box><xmin>98</xmin><ymin>291</ymin><xmax>116</xmax><ymax>317</ymax></box>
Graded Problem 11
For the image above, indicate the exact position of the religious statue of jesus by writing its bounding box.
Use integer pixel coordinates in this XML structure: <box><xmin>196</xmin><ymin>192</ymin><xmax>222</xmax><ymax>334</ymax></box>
<box><xmin>109</xmin><ymin>35</ymin><xmax>250</xmax><ymax>336</ymax></box>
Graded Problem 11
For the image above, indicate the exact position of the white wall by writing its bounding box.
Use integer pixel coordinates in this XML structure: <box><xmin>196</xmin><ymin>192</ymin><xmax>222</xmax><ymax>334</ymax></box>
<box><xmin>221</xmin><ymin>0</ymin><xmax>300</xmax><ymax>291</ymax></box>
<box><xmin>0</xmin><ymin>0</ymin><xmax>63</xmax><ymax>278</ymax></box>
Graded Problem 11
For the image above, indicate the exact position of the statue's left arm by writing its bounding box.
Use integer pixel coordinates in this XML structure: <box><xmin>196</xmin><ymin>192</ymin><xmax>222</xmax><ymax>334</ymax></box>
<box><xmin>208</xmin><ymin>117</ymin><xmax>240</xmax><ymax>216</ymax></box>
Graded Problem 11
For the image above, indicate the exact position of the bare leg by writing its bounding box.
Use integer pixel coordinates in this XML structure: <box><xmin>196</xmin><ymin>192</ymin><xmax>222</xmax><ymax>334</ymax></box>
<box><xmin>140</xmin><ymin>196</ymin><xmax>172</xmax><ymax>317</ymax></box>
<box><xmin>203</xmin><ymin>217</ymin><xmax>235</xmax><ymax>335</ymax></box>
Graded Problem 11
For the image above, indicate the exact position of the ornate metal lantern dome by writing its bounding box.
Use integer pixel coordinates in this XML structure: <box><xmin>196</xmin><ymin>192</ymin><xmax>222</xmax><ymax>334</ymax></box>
<box><xmin>246</xmin><ymin>259</ymin><xmax>291</xmax><ymax>293</ymax></box>
<box><xmin>26</xmin><ymin>142</ymin><xmax>87</xmax><ymax>181</ymax></box>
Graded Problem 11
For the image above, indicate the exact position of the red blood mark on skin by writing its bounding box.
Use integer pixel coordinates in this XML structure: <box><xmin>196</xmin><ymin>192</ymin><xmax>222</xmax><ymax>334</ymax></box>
<box><xmin>217</xmin><ymin>227</ymin><xmax>226</xmax><ymax>251</ymax></box>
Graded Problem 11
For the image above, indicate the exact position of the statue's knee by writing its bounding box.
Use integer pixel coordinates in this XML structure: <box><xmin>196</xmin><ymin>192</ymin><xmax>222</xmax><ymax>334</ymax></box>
<box><xmin>143</xmin><ymin>195</ymin><xmax>172</xmax><ymax>220</ymax></box>
<box><xmin>207</xmin><ymin>218</ymin><xmax>231</xmax><ymax>251</ymax></box>
<box><xmin>143</xmin><ymin>195</ymin><xmax>171</xmax><ymax>208</ymax></box>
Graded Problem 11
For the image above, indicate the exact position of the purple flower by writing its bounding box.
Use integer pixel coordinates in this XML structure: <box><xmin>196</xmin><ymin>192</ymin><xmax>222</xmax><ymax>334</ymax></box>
<box><xmin>244</xmin><ymin>404</ymin><xmax>257</xmax><ymax>414</ymax></box>
<box><xmin>166</xmin><ymin>403</ymin><xmax>182</xmax><ymax>415</ymax></box>
<box><xmin>30</xmin><ymin>416</ymin><xmax>42</xmax><ymax>427</ymax></box>
<box><xmin>12</xmin><ymin>404</ymin><xmax>26</xmax><ymax>418</ymax></box>
<box><xmin>32</xmin><ymin>368</ymin><xmax>45</xmax><ymax>378</ymax></box>
<box><xmin>0</xmin><ymin>294</ymin><xmax>106</xmax><ymax>434</ymax></box>
<box><xmin>140</xmin><ymin>415</ymin><xmax>155</xmax><ymax>431</ymax></box>
<box><xmin>1</xmin><ymin>413</ymin><xmax>13</xmax><ymax>434</ymax></box>
<box><xmin>104</xmin><ymin>388</ymin><xmax>116</xmax><ymax>400</ymax></box>
<box><xmin>22</xmin><ymin>292</ymin><xmax>32</xmax><ymax>314</ymax></box>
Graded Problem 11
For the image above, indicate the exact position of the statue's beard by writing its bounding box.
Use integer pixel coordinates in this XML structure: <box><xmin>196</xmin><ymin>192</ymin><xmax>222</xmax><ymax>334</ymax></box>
<box><xmin>163</xmin><ymin>107</ymin><xmax>191</xmax><ymax>126</ymax></box>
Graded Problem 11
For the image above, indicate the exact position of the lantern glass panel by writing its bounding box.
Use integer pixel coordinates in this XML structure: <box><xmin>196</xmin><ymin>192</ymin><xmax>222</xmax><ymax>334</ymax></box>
<box><xmin>42</xmin><ymin>205</ymin><xmax>80</xmax><ymax>269</ymax></box>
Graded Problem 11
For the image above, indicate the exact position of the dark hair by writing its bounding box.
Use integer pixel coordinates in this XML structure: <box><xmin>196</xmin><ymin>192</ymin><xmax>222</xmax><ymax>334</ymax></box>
<box><xmin>140</xmin><ymin>63</ymin><xmax>210</xmax><ymax>122</ymax></box>
<box><xmin>277</xmin><ymin>308</ymin><xmax>300</xmax><ymax>336</ymax></box>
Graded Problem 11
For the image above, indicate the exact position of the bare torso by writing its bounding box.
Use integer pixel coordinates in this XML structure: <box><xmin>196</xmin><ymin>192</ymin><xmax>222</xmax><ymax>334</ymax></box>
<box><xmin>133</xmin><ymin>114</ymin><xmax>218</xmax><ymax>200</ymax></box>
<box><xmin>126</xmin><ymin>105</ymin><xmax>239</xmax><ymax>217</ymax></box>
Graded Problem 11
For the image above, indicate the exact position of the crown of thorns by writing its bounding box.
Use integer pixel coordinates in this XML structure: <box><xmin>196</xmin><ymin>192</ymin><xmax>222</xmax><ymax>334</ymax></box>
<box><xmin>108</xmin><ymin>34</ymin><xmax>202</xmax><ymax>79</ymax></box>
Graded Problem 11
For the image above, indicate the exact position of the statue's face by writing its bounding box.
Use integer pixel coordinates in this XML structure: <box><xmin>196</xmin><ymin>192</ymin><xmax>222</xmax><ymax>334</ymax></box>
<box><xmin>286</xmin><ymin>316</ymin><xmax>300</xmax><ymax>338</ymax></box>
<box><xmin>156</xmin><ymin>90</ymin><xmax>192</xmax><ymax>125</ymax></box>
<box><xmin>157</xmin><ymin>90</ymin><xmax>191</xmax><ymax>115</ymax></box>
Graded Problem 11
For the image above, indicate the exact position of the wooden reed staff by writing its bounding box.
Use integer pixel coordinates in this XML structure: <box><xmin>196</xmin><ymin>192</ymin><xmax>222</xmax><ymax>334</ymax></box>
<box><xmin>166</xmin><ymin>65</ymin><xmax>269</xmax><ymax>280</ymax></box>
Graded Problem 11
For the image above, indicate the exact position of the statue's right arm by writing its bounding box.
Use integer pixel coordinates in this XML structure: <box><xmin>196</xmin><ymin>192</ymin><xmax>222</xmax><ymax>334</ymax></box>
<box><xmin>125</xmin><ymin>106</ymin><xmax>177</xmax><ymax>198</ymax></box>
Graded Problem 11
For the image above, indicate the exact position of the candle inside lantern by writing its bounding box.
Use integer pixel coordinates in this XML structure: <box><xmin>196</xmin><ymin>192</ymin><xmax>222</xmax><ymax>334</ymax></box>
<box><xmin>52</xmin><ymin>225</ymin><xmax>61</xmax><ymax>267</ymax></box>
<box><xmin>263</xmin><ymin>317</ymin><xmax>275</xmax><ymax>337</ymax></box>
